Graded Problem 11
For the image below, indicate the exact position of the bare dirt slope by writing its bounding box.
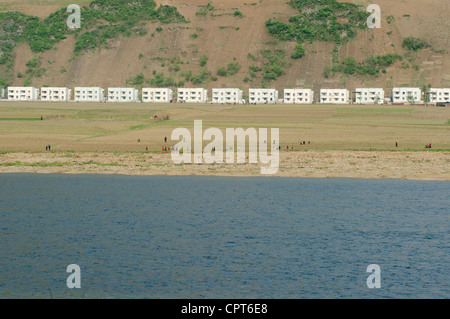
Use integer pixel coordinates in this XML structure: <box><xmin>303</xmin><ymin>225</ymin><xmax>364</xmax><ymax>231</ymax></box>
<box><xmin>3</xmin><ymin>0</ymin><xmax>450</xmax><ymax>94</ymax></box>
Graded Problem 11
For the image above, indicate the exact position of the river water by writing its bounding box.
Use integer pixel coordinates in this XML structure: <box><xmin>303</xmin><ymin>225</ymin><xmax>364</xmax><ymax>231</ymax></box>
<box><xmin>0</xmin><ymin>174</ymin><xmax>449</xmax><ymax>298</ymax></box>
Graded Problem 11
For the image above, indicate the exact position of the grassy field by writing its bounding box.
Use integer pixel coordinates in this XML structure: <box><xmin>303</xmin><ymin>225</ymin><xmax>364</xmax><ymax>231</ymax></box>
<box><xmin>0</xmin><ymin>101</ymin><xmax>449</xmax><ymax>152</ymax></box>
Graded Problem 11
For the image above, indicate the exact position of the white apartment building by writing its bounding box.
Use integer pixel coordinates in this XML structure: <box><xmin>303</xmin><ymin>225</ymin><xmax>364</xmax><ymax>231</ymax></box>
<box><xmin>283</xmin><ymin>89</ymin><xmax>314</xmax><ymax>104</ymax></box>
<box><xmin>392</xmin><ymin>87</ymin><xmax>422</xmax><ymax>103</ymax></box>
<box><xmin>40</xmin><ymin>87</ymin><xmax>72</xmax><ymax>102</ymax></box>
<box><xmin>354</xmin><ymin>88</ymin><xmax>384</xmax><ymax>104</ymax></box>
<box><xmin>142</xmin><ymin>88</ymin><xmax>173</xmax><ymax>103</ymax></box>
<box><xmin>428</xmin><ymin>88</ymin><xmax>450</xmax><ymax>103</ymax></box>
<box><xmin>249</xmin><ymin>89</ymin><xmax>279</xmax><ymax>104</ymax></box>
<box><xmin>212</xmin><ymin>88</ymin><xmax>244</xmax><ymax>104</ymax></box>
<box><xmin>7</xmin><ymin>86</ymin><xmax>40</xmax><ymax>101</ymax></box>
<box><xmin>74</xmin><ymin>87</ymin><xmax>105</xmax><ymax>102</ymax></box>
<box><xmin>108</xmin><ymin>88</ymin><xmax>140</xmax><ymax>103</ymax></box>
<box><xmin>320</xmin><ymin>89</ymin><xmax>350</xmax><ymax>104</ymax></box>
<box><xmin>177</xmin><ymin>88</ymin><xmax>208</xmax><ymax>103</ymax></box>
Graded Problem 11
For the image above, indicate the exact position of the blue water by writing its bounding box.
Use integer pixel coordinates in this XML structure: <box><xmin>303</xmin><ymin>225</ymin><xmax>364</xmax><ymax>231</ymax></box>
<box><xmin>0</xmin><ymin>174</ymin><xmax>449</xmax><ymax>298</ymax></box>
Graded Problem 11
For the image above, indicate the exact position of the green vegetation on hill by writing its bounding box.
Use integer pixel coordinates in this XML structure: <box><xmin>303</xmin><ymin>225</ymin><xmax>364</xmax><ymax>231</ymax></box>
<box><xmin>0</xmin><ymin>12</ymin><xmax>38</xmax><ymax>84</ymax></box>
<box><xmin>196</xmin><ymin>2</ymin><xmax>215</xmax><ymax>17</ymax></box>
<box><xmin>242</xmin><ymin>48</ymin><xmax>288</xmax><ymax>87</ymax></box>
<box><xmin>266</xmin><ymin>0</ymin><xmax>369</xmax><ymax>44</ymax></box>
<box><xmin>1</xmin><ymin>0</ymin><xmax>186</xmax><ymax>54</ymax></box>
<box><xmin>199</xmin><ymin>55</ymin><xmax>208</xmax><ymax>67</ymax></box>
<box><xmin>325</xmin><ymin>53</ymin><xmax>404</xmax><ymax>77</ymax></box>
<box><xmin>323</xmin><ymin>36</ymin><xmax>436</xmax><ymax>78</ymax></box>
<box><xmin>69</xmin><ymin>1</ymin><xmax>186</xmax><ymax>54</ymax></box>
<box><xmin>402</xmin><ymin>37</ymin><xmax>431</xmax><ymax>51</ymax></box>
<box><xmin>264</xmin><ymin>0</ymin><xmax>369</xmax><ymax>82</ymax></box>
<box><xmin>265</xmin><ymin>0</ymin><xmax>438</xmax><ymax>81</ymax></box>
<box><xmin>216</xmin><ymin>61</ymin><xmax>241</xmax><ymax>77</ymax></box>
<box><xmin>126</xmin><ymin>65</ymin><xmax>215</xmax><ymax>88</ymax></box>
<box><xmin>260</xmin><ymin>49</ymin><xmax>286</xmax><ymax>84</ymax></box>
<box><xmin>290</xmin><ymin>43</ymin><xmax>305</xmax><ymax>59</ymax></box>
<box><xmin>0</xmin><ymin>0</ymin><xmax>187</xmax><ymax>85</ymax></box>
<box><xmin>24</xmin><ymin>57</ymin><xmax>46</xmax><ymax>86</ymax></box>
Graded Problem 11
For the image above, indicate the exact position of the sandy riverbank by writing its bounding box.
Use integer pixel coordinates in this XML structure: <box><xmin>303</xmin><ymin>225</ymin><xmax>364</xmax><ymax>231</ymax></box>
<box><xmin>0</xmin><ymin>150</ymin><xmax>449</xmax><ymax>181</ymax></box>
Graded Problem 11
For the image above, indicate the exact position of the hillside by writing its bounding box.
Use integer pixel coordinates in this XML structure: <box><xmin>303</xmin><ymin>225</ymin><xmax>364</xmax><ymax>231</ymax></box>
<box><xmin>1</xmin><ymin>0</ymin><xmax>449</xmax><ymax>96</ymax></box>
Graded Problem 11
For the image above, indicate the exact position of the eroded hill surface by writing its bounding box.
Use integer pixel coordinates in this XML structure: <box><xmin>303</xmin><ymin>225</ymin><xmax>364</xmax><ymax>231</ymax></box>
<box><xmin>0</xmin><ymin>0</ymin><xmax>449</xmax><ymax>96</ymax></box>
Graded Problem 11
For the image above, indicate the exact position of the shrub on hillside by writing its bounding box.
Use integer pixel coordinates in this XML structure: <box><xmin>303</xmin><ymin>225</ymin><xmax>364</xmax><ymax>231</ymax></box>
<box><xmin>291</xmin><ymin>43</ymin><xmax>305</xmax><ymax>59</ymax></box>
<box><xmin>217</xmin><ymin>67</ymin><xmax>228</xmax><ymax>77</ymax></box>
<box><xmin>402</xmin><ymin>37</ymin><xmax>431</xmax><ymax>51</ymax></box>
<box><xmin>199</xmin><ymin>55</ymin><xmax>208</xmax><ymax>67</ymax></box>
<box><xmin>227</xmin><ymin>62</ymin><xmax>241</xmax><ymax>75</ymax></box>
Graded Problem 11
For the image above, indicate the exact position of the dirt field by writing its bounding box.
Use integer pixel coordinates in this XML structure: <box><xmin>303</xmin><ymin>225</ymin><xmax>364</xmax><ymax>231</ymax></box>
<box><xmin>1</xmin><ymin>149</ymin><xmax>449</xmax><ymax>181</ymax></box>
<box><xmin>0</xmin><ymin>101</ymin><xmax>449</xmax><ymax>180</ymax></box>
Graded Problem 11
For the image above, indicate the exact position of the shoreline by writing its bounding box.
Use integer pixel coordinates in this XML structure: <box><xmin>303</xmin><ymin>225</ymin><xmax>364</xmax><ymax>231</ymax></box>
<box><xmin>1</xmin><ymin>150</ymin><xmax>449</xmax><ymax>181</ymax></box>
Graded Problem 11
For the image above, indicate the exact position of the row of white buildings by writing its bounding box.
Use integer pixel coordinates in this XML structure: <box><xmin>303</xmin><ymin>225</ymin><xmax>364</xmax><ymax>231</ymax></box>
<box><xmin>321</xmin><ymin>87</ymin><xmax>449</xmax><ymax>104</ymax></box>
<box><xmin>3</xmin><ymin>86</ymin><xmax>450</xmax><ymax>105</ymax></box>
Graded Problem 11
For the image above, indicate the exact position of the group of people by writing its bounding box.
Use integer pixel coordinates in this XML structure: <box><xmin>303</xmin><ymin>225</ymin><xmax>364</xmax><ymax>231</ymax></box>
<box><xmin>161</xmin><ymin>136</ymin><xmax>178</xmax><ymax>152</ymax></box>
<box><xmin>45</xmin><ymin>145</ymin><xmax>52</xmax><ymax>151</ymax></box>
<box><xmin>285</xmin><ymin>141</ymin><xmax>309</xmax><ymax>150</ymax></box>
<box><xmin>395</xmin><ymin>142</ymin><xmax>433</xmax><ymax>149</ymax></box>
<box><xmin>152</xmin><ymin>135</ymin><xmax>436</xmax><ymax>152</ymax></box>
